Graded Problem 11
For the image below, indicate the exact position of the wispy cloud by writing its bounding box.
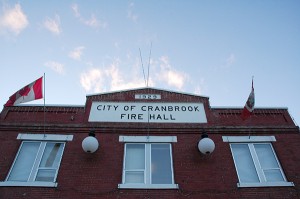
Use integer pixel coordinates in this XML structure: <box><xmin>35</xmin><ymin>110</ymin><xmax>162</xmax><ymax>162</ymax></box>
<box><xmin>43</xmin><ymin>14</ymin><xmax>61</xmax><ymax>35</ymax></box>
<box><xmin>80</xmin><ymin>68</ymin><xmax>103</xmax><ymax>92</ymax></box>
<box><xmin>45</xmin><ymin>61</ymin><xmax>65</xmax><ymax>75</ymax></box>
<box><xmin>71</xmin><ymin>3</ymin><xmax>107</xmax><ymax>29</ymax></box>
<box><xmin>215</xmin><ymin>53</ymin><xmax>237</xmax><ymax>71</ymax></box>
<box><xmin>80</xmin><ymin>59</ymin><xmax>145</xmax><ymax>93</ymax></box>
<box><xmin>71</xmin><ymin>4</ymin><xmax>80</xmax><ymax>18</ymax></box>
<box><xmin>0</xmin><ymin>3</ymin><xmax>28</xmax><ymax>35</ymax></box>
<box><xmin>69</xmin><ymin>46</ymin><xmax>85</xmax><ymax>60</ymax></box>
<box><xmin>127</xmin><ymin>2</ymin><xmax>138</xmax><ymax>22</ymax></box>
<box><xmin>80</xmin><ymin>55</ymin><xmax>189</xmax><ymax>94</ymax></box>
<box><xmin>84</xmin><ymin>14</ymin><xmax>105</xmax><ymax>28</ymax></box>
<box><xmin>193</xmin><ymin>78</ymin><xmax>205</xmax><ymax>95</ymax></box>
<box><xmin>225</xmin><ymin>53</ymin><xmax>236</xmax><ymax>66</ymax></box>
<box><xmin>157</xmin><ymin>56</ymin><xmax>188</xmax><ymax>90</ymax></box>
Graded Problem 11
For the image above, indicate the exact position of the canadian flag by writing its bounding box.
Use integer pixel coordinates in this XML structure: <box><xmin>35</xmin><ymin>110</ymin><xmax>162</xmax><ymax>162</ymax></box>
<box><xmin>5</xmin><ymin>77</ymin><xmax>43</xmax><ymax>107</ymax></box>
<box><xmin>241</xmin><ymin>79</ymin><xmax>255</xmax><ymax>120</ymax></box>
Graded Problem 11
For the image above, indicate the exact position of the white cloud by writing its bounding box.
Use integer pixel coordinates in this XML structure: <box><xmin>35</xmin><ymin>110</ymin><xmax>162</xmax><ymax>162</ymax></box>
<box><xmin>69</xmin><ymin>46</ymin><xmax>85</xmax><ymax>60</ymax></box>
<box><xmin>0</xmin><ymin>3</ymin><xmax>28</xmax><ymax>35</ymax></box>
<box><xmin>193</xmin><ymin>78</ymin><xmax>205</xmax><ymax>95</ymax></box>
<box><xmin>71</xmin><ymin>4</ymin><xmax>80</xmax><ymax>18</ymax></box>
<box><xmin>80</xmin><ymin>55</ymin><xmax>189</xmax><ymax>94</ymax></box>
<box><xmin>226</xmin><ymin>53</ymin><xmax>236</xmax><ymax>66</ymax></box>
<box><xmin>45</xmin><ymin>61</ymin><xmax>65</xmax><ymax>75</ymax></box>
<box><xmin>71</xmin><ymin>3</ymin><xmax>107</xmax><ymax>29</ymax></box>
<box><xmin>83</xmin><ymin>14</ymin><xmax>107</xmax><ymax>29</ymax></box>
<box><xmin>106</xmin><ymin>62</ymin><xmax>145</xmax><ymax>91</ymax></box>
<box><xmin>127</xmin><ymin>2</ymin><xmax>138</xmax><ymax>22</ymax></box>
<box><xmin>84</xmin><ymin>14</ymin><xmax>98</xmax><ymax>27</ymax></box>
<box><xmin>43</xmin><ymin>14</ymin><xmax>61</xmax><ymax>35</ymax></box>
<box><xmin>80</xmin><ymin>59</ymin><xmax>145</xmax><ymax>93</ymax></box>
<box><xmin>157</xmin><ymin>56</ymin><xmax>188</xmax><ymax>90</ymax></box>
<box><xmin>80</xmin><ymin>68</ymin><xmax>103</xmax><ymax>92</ymax></box>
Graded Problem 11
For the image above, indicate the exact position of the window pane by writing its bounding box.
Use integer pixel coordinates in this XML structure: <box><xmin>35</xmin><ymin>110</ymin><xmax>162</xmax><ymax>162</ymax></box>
<box><xmin>36</xmin><ymin>169</ymin><xmax>56</xmax><ymax>182</ymax></box>
<box><xmin>151</xmin><ymin>144</ymin><xmax>172</xmax><ymax>184</ymax></box>
<box><xmin>254</xmin><ymin>144</ymin><xmax>279</xmax><ymax>168</ymax></box>
<box><xmin>125</xmin><ymin>144</ymin><xmax>145</xmax><ymax>170</ymax></box>
<box><xmin>231</xmin><ymin>144</ymin><xmax>259</xmax><ymax>183</ymax></box>
<box><xmin>125</xmin><ymin>171</ymin><xmax>144</xmax><ymax>183</ymax></box>
<box><xmin>8</xmin><ymin>142</ymin><xmax>40</xmax><ymax>181</ymax></box>
<box><xmin>40</xmin><ymin>143</ymin><xmax>64</xmax><ymax>168</ymax></box>
<box><xmin>264</xmin><ymin>169</ymin><xmax>284</xmax><ymax>182</ymax></box>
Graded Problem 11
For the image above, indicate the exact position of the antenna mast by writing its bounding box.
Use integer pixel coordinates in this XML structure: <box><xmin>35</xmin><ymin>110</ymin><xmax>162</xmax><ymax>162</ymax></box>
<box><xmin>139</xmin><ymin>48</ymin><xmax>147</xmax><ymax>87</ymax></box>
<box><xmin>146</xmin><ymin>42</ymin><xmax>152</xmax><ymax>87</ymax></box>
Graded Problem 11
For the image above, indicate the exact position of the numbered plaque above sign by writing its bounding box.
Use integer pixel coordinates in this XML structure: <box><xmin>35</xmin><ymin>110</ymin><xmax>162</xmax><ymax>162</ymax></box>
<box><xmin>135</xmin><ymin>94</ymin><xmax>161</xmax><ymax>100</ymax></box>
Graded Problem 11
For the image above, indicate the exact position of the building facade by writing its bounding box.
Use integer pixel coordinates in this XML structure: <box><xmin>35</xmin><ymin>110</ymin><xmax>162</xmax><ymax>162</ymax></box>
<box><xmin>0</xmin><ymin>87</ymin><xmax>299</xmax><ymax>199</ymax></box>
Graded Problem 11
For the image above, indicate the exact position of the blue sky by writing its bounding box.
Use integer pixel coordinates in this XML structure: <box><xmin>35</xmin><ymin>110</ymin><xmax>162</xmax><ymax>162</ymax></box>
<box><xmin>1</xmin><ymin>1</ymin><xmax>300</xmax><ymax>125</ymax></box>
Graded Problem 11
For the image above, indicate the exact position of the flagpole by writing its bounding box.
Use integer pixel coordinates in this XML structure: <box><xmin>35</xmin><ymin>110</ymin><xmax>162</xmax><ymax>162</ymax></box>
<box><xmin>248</xmin><ymin>76</ymin><xmax>254</xmax><ymax>139</ymax></box>
<box><xmin>44</xmin><ymin>73</ymin><xmax>46</xmax><ymax>134</ymax></box>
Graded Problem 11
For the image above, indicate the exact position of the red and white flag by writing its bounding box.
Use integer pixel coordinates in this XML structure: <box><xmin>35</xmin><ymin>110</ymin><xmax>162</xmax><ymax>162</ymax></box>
<box><xmin>5</xmin><ymin>77</ymin><xmax>43</xmax><ymax>107</ymax></box>
<box><xmin>241</xmin><ymin>79</ymin><xmax>255</xmax><ymax>120</ymax></box>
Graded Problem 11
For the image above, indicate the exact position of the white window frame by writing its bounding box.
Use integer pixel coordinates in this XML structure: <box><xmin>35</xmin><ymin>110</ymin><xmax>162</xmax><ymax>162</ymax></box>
<box><xmin>0</xmin><ymin>134</ymin><xmax>73</xmax><ymax>187</ymax></box>
<box><xmin>223</xmin><ymin>136</ymin><xmax>294</xmax><ymax>187</ymax></box>
<box><xmin>118</xmin><ymin>136</ymin><xmax>179</xmax><ymax>189</ymax></box>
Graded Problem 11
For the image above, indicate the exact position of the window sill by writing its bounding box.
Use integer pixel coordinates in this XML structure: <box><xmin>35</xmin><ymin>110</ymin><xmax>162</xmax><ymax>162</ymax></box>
<box><xmin>238</xmin><ymin>181</ymin><xmax>294</xmax><ymax>188</ymax></box>
<box><xmin>118</xmin><ymin>183</ymin><xmax>179</xmax><ymax>189</ymax></box>
<box><xmin>0</xmin><ymin>181</ymin><xmax>58</xmax><ymax>187</ymax></box>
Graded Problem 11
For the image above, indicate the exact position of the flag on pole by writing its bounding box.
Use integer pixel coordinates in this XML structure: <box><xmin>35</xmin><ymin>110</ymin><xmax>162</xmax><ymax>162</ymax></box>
<box><xmin>4</xmin><ymin>77</ymin><xmax>43</xmax><ymax>107</ymax></box>
<box><xmin>241</xmin><ymin>79</ymin><xmax>255</xmax><ymax>120</ymax></box>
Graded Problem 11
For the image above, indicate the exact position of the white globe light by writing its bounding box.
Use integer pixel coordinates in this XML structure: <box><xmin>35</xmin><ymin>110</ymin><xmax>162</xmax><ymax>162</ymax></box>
<box><xmin>198</xmin><ymin>137</ymin><xmax>215</xmax><ymax>155</ymax></box>
<box><xmin>82</xmin><ymin>136</ymin><xmax>99</xmax><ymax>153</ymax></box>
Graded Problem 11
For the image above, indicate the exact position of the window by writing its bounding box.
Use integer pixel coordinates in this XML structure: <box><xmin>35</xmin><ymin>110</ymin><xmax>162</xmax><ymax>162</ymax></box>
<box><xmin>0</xmin><ymin>134</ymin><xmax>73</xmax><ymax>187</ymax></box>
<box><xmin>119</xmin><ymin>136</ymin><xmax>178</xmax><ymax>189</ymax></box>
<box><xmin>223</xmin><ymin>136</ymin><xmax>294</xmax><ymax>187</ymax></box>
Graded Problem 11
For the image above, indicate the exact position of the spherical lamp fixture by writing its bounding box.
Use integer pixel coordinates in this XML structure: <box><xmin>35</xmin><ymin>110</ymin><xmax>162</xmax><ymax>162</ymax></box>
<box><xmin>198</xmin><ymin>133</ymin><xmax>215</xmax><ymax>155</ymax></box>
<box><xmin>82</xmin><ymin>131</ymin><xmax>99</xmax><ymax>153</ymax></box>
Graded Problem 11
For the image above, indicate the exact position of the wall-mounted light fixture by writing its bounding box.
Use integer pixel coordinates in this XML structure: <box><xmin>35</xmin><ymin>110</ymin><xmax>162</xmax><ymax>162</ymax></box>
<box><xmin>198</xmin><ymin>133</ymin><xmax>215</xmax><ymax>155</ymax></box>
<box><xmin>82</xmin><ymin>131</ymin><xmax>99</xmax><ymax>153</ymax></box>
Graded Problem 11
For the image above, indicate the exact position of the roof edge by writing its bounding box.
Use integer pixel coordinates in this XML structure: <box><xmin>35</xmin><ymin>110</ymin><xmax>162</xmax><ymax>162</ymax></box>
<box><xmin>86</xmin><ymin>87</ymin><xmax>209</xmax><ymax>98</ymax></box>
<box><xmin>211</xmin><ymin>106</ymin><xmax>288</xmax><ymax>110</ymax></box>
<box><xmin>12</xmin><ymin>104</ymin><xmax>85</xmax><ymax>108</ymax></box>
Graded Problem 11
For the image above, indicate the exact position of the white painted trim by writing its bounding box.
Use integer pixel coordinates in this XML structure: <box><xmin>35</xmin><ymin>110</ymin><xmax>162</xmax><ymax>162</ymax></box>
<box><xmin>222</xmin><ymin>136</ymin><xmax>276</xmax><ymax>143</ymax></box>
<box><xmin>238</xmin><ymin>181</ymin><xmax>294</xmax><ymax>188</ymax></box>
<box><xmin>118</xmin><ymin>183</ymin><xmax>179</xmax><ymax>189</ymax></box>
<box><xmin>17</xmin><ymin>134</ymin><xmax>73</xmax><ymax>141</ymax></box>
<box><xmin>119</xmin><ymin>136</ymin><xmax>177</xmax><ymax>143</ymax></box>
<box><xmin>0</xmin><ymin>181</ymin><xmax>57</xmax><ymax>187</ymax></box>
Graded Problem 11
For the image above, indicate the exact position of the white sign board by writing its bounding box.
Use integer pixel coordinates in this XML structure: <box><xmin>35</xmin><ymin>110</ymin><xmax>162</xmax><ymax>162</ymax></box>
<box><xmin>88</xmin><ymin>102</ymin><xmax>207</xmax><ymax>123</ymax></box>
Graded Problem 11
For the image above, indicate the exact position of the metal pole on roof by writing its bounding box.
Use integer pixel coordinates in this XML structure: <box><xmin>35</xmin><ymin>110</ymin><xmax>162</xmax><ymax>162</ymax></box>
<box><xmin>146</xmin><ymin>41</ymin><xmax>152</xmax><ymax>87</ymax></box>
<box><xmin>248</xmin><ymin>76</ymin><xmax>254</xmax><ymax>139</ymax></box>
<box><xmin>44</xmin><ymin>73</ymin><xmax>46</xmax><ymax>134</ymax></box>
<box><xmin>139</xmin><ymin>48</ymin><xmax>147</xmax><ymax>87</ymax></box>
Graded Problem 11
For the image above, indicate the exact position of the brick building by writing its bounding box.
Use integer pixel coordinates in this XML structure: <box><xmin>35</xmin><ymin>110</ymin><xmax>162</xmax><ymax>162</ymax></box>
<box><xmin>0</xmin><ymin>87</ymin><xmax>299</xmax><ymax>199</ymax></box>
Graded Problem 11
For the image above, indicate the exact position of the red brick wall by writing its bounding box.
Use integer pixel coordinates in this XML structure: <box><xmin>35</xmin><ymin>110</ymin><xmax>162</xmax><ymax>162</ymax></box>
<box><xmin>0</xmin><ymin>131</ymin><xmax>299</xmax><ymax>199</ymax></box>
<box><xmin>0</xmin><ymin>88</ymin><xmax>299</xmax><ymax>198</ymax></box>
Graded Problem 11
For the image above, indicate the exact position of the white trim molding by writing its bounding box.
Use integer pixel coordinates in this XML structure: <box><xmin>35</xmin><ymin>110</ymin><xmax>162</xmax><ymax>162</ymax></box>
<box><xmin>17</xmin><ymin>133</ymin><xmax>73</xmax><ymax>141</ymax></box>
<box><xmin>0</xmin><ymin>181</ymin><xmax>57</xmax><ymax>187</ymax></box>
<box><xmin>222</xmin><ymin>136</ymin><xmax>276</xmax><ymax>143</ymax></box>
<box><xmin>119</xmin><ymin>136</ymin><xmax>177</xmax><ymax>143</ymax></box>
<box><xmin>238</xmin><ymin>181</ymin><xmax>294</xmax><ymax>188</ymax></box>
<box><xmin>118</xmin><ymin>183</ymin><xmax>179</xmax><ymax>189</ymax></box>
